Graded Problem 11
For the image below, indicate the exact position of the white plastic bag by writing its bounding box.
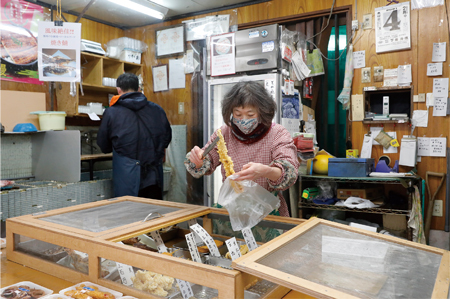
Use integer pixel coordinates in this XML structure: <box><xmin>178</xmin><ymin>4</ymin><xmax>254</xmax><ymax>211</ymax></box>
<box><xmin>218</xmin><ymin>175</ymin><xmax>280</xmax><ymax>231</ymax></box>
<box><xmin>335</xmin><ymin>196</ymin><xmax>380</xmax><ymax>209</ymax></box>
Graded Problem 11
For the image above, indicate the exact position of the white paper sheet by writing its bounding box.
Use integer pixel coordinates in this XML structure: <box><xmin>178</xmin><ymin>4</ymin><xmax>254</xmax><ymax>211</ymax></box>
<box><xmin>412</xmin><ymin>110</ymin><xmax>428</xmax><ymax>127</ymax></box>
<box><xmin>418</xmin><ymin>137</ymin><xmax>431</xmax><ymax>156</ymax></box>
<box><xmin>353</xmin><ymin>51</ymin><xmax>366</xmax><ymax>69</ymax></box>
<box><xmin>169</xmin><ymin>59</ymin><xmax>186</xmax><ymax>89</ymax></box>
<box><xmin>427</xmin><ymin>62</ymin><xmax>443</xmax><ymax>76</ymax></box>
<box><xmin>375</xmin><ymin>2</ymin><xmax>411</xmax><ymax>53</ymax></box>
<box><xmin>360</xmin><ymin>134</ymin><xmax>373</xmax><ymax>159</ymax></box>
<box><xmin>426</xmin><ymin>93</ymin><xmax>434</xmax><ymax>107</ymax></box>
<box><xmin>430</xmin><ymin>137</ymin><xmax>447</xmax><ymax>157</ymax></box>
<box><xmin>383</xmin><ymin>68</ymin><xmax>398</xmax><ymax>87</ymax></box>
<box><xmin>397</xmin><ymin>64</ymin><xmax>412</xmax><ymax>85</ymax></box>
<box><xmin>399</xmin><ymin>138</ymin><xmax>417</xmax><ymax>167</ymax></box>
<box><xmin>370</xmin><ymin>126</ymin><xmax>383</xmax><ymax>145</ymax></box>
<box><xmin>433</xmin><ymin>97</ymin><xmax>448</xmax><ymax>116</ymax></box>
<box><xmin>152</xmin><ymin>65</ymin><xmax>168</xmax><ymax>92</ymax></box>
<box><xmin>432</xmin><ymin>42</ymin><xmax>447</xmax><ymax>62</ymax></box>
<box><xmin>433</xmin><ymin>78</ymin><xmax>449</xmax><ymax>98</ymax></box>
<box><xmin>210</xmin><ymin>32</ymin><xmax>236</xmax><ymax>76</ymax></box>
<box><xmin>383</xmin><ymin>132</ymin><xmax>398</xmax><ymax>154</ymax></box>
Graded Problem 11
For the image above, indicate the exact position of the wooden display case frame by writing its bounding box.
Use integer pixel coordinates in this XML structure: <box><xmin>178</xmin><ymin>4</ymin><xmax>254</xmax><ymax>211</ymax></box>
<box><xmin>233</xmin><ymin>217</ymin><xmax>450</xmax><ymax>299</ymax></box>
<box><xmin>6</xmin><ymin>200</ymin><xmax>305</xmax><ymax>298</ymax></box>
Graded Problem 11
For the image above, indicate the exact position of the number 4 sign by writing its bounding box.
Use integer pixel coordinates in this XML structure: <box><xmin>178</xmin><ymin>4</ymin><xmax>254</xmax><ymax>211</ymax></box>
<box><xmin>375</xmin><ymin>2</ymin><xmax>411</xmax><ymax>53</ymax></box>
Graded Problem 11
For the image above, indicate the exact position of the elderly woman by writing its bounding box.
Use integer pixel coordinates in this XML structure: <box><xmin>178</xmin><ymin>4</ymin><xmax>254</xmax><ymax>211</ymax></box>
<box><xmin>185</xmin><ymin>81</ymin><xmax>299</xmax><ymax>216</ymax></box>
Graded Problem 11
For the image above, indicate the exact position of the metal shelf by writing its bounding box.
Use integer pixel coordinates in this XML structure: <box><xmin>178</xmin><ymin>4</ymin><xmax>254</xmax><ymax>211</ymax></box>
<box><xmin>300</xmin><ymin>175</ymin><xmax>421</xmax><ymax>185</ymax></box>
<box><xmin>298</xmin><ymin>202</ymin><xmax>410</xmax><ymax>215</ymax></box>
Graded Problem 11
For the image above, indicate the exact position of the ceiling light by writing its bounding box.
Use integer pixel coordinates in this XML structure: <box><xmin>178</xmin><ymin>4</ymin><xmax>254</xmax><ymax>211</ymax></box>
<box><xmin>108</xmin><ymin>0</ymin><xmax>168</xmax><ymax>19</ymax></box>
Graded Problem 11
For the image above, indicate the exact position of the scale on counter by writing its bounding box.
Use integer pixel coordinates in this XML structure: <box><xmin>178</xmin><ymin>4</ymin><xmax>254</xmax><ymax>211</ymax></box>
<box><xmin>81</xmin><ymin>39</ymin><xmax>105</xmax><ymax>55</ymax></box>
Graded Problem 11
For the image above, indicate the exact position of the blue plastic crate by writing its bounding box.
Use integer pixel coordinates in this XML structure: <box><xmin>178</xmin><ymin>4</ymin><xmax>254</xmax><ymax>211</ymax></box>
<box><xmin>328</xmin><ymin>158</ymin><xmax>375</xmax><ymax>177</ymax></box>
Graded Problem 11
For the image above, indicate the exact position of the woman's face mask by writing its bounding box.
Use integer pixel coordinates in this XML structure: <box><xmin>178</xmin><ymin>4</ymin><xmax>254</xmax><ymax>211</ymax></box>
<box><xmin>232</xmin><ymin>106</ymin><xmax>259</xmax><ymax>134</ymax></box>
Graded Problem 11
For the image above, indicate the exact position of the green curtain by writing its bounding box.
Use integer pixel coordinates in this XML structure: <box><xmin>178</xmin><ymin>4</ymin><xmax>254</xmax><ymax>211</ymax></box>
<box><xmin>318</xmin><ymin>25</ymin><xmax>347</xmax><ymax>157</ymax></box>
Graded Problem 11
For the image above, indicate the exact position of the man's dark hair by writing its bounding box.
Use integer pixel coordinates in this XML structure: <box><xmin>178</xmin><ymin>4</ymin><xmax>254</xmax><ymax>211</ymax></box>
<box><xmin>116</xmin><ymin>73</ymin><xmax>139</xmax><ymax>92</ymax></box>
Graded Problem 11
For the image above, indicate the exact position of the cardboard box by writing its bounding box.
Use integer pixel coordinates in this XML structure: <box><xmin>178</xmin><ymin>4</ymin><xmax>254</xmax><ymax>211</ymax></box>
<box><xmin>337</xmin><ymin>188</ymin><xmax>383</xmax><ymax>200</ymax></box>
<box><xmin>383</xmin><ymin>214</ymin><xmax>407</xmax><ymax>231</ymax></box>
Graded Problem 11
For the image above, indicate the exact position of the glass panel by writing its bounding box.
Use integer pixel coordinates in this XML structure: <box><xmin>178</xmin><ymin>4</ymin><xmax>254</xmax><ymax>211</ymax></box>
<box><xmin>256</xmin><ymin>224</ymin><xmax>441</xmax><ymax>299</ymax></box>
<box><xmin>40</xmin><ymin>201</ymin><xmax>180</xmax><ymax>232</ymax></box>
<box><xmin>14</xmin><ymin>234</ymin><xmax>99</xmax><ymax>276</ymax></box>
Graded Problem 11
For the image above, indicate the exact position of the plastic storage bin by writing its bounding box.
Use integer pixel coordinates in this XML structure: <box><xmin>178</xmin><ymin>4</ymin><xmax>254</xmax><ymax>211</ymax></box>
<box><xmin>327</xmin><ymin>158</ymin><xmax>375</xmax><ymax>177</ymax></box>
<box><xmin>30</xmin><ymin>111</ymin><xmax>66</xmax><ymax>130</ymax></box>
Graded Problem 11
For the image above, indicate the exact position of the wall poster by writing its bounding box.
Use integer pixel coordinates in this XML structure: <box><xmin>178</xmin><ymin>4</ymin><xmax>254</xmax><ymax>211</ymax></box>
<box><xmin>37</xmin><ymin>21</ymin><xmax>81</xmax><ymax>82</ymax></box>
<box><xmin>1</xmin><ymin>0</ymin><xmax>45</xmax><ymax>84</ymax></box>
<box><xmin>375</xmin><ymin>2</ymin><xmax>411</xmax><ymax>53</ymax></box>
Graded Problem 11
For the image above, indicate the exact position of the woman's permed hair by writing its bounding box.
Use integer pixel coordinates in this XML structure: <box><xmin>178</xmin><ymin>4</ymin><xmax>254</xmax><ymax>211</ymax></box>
<box><xmin>221</xmin><ymin>81</ymin><xmax>276</xmax><ymax>127</ymax></box>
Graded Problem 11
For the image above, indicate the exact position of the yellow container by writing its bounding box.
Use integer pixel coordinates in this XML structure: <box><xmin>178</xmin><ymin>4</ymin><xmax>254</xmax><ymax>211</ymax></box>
<box><xmin>30</xmin><ymin>111</ymin><xmax>66</xmax><ymax>130</ymax></box>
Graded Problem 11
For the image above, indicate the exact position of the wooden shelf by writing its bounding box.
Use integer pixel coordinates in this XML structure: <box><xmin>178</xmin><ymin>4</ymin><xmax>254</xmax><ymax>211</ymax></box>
<box><xmin>82</xmin><ymin>83</ymin><xmax>117</xmax><ymax>93</ymax></box>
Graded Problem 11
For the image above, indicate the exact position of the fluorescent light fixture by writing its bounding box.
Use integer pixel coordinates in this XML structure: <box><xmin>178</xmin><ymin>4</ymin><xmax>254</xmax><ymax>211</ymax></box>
<box><xmin>108</xmin><ymin>0</ymin><xmax>168</xmax><ymax>19</ymax></box>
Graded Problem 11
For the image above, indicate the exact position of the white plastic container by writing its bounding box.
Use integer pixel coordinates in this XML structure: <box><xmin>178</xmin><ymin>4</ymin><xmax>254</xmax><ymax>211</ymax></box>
<box><xmin>0</xmin><ymin>281</ymin><xmax>53</xmax><ymax>298</ymax></box>
<box><xmin>30</xmin><ymin>111</ymin><xmax>66</xmax><ymax>131</ymax></box>
<box><xmin>120</xmin><ymin>50</ymin><xmax>141</xmax><ymax>64</ymax></box>
<box><xmin>41</xmin><ymin>295</ymin><xmax>71</xmax><ymax>299</ymax></box>
<box><xmin>59</xmin><ymin>282</ymin><xmax>122</xmax><ymax>298</ymax></box>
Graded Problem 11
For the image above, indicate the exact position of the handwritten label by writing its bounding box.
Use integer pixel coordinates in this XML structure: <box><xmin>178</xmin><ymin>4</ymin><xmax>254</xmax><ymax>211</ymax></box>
<box><xmin>353</xmin><ymin>51</ymin><xmax>366</xmax><ymax>69</ymax></box>
<box><xmin>185</xmin><ymin>233</ymin><xmax>202</xmax><ymax>263</ymax></box>
<box><xmin>150</xmin><ymin>231</ymin><xmax>168</xmax><ymax>253</ymax></box>
<box><xmin>432</xmin><ymin>42</ymin><xmax>446</xmax><ymax>62</ymax></box>
<box><xmin>116</xmin><ymin>262</ymin><xmax>135</xmax><ymax>286</ymax></box>
<box><xmin>176</xmin><ymin>279</ymin><xmax>194</xmax><ymax>299</ymax></box>
<box><xmin>433</xmin><ymin>78</ymin><xmax>449</xmax><ymax>98</ymax></box>
<box><xmin>433</xmin><ymin>97</ymin><xmax>448</xmax><ymax>117</ymax></box>
<box><xmin>189</xmin><ymin>224</ymin><xmax>221</xmax><ymax>257</ymax></box>
<box><xmin>427</xmin><ymin>62</ymin><xmax>443</xmax><ymax>76</ymax></box>
<box><xmin>242</xmin><ymin>228</ymin><xmax>258</xmax><ymax>251</ymax></box>
<box><xmin>225</xmin><ymin>237</ymin><xmax>242</xmax><ymax>261</ymax></box>
<box><xmin>418</xmin><ymin>137</ymin><xmax>431</xmax><ymax>156</ymax></box>
<box><xmin>187</xmin><ymin>219</ymin><xmax>203</xmax><ymax>244</ymax></box>
<box><xmin>430</xmin><ymin>137</ymin><xmax>447</xmax><ymax>157</ymax></box>
<box><xmin>397</xmin><ymin>64</ymin><xmax>412</xmax><ymax>84</ymax></box>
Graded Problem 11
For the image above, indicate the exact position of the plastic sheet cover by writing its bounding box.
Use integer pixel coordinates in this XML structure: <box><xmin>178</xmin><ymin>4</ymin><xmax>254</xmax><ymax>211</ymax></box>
<box><xmin>41</xmin><ymin>201</ymin><xmax>180</xmax><ymax>232</ymax></box>
<box><xmin>256</xmin><ymin>224</ymin><xmax>442</xmax><ymax>299</ymax></box>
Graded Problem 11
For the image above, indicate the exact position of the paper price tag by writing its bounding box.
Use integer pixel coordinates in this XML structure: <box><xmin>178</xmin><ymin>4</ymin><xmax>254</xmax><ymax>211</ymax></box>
<box><xmin>150</xmin><ymin>231</ymin><xmax>168</xmax><ymax>253</ymax></box>
<box><xmin>185</xmin><ymin>233</ymin><xmax>202</xmax><ymax>263</ymax></box>
<box><xmin>176</xmin><ymin>279</ymin><xmax>194</xmax><ymax>299</ymax></box>
<box><xmin>187</xmin><ymin>219</ymin><xmax>202</xmax><ymax>244</ymax></box>
<box><xmin>190</xmin><ymin>223</ymin><xmax>220</xmax><ymax>257</ymax></box>
<box><xmin>242</xmin><ymin>228</ymin><xmax>258</xmax><ymax>251</ymax></box>
<box><xmin>116</xmin><ymin>261</ymin><xmax>135</xmax><ymax>286</ymax></box>
<box><xmin>225</xmin><ymin>237</ymin><xmax>242</xmax><ymax>261</ymax></box>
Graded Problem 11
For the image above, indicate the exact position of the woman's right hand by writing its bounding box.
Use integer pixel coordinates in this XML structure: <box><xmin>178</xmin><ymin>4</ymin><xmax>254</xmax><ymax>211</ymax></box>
<box><xmin>189</xmin><ymin>146</ymin><xmax>204</xmax><ymax>168</ymax></box>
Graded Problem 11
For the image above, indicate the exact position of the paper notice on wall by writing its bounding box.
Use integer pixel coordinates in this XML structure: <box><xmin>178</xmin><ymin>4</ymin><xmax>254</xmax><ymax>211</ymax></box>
<box><xmin>430</xmin><ymin>137</ymin><xmax>446</xmax><ymax>157</ymax></box>
<box><xmin>169</xmin><ymin>59</ymin><xmax>186</xmax><ymax>89</ymax></box>
<box><xmin>432</xmin><ymin>42</ymin><xmax>447</xmax><ymax>62</ymax></box>
<box><xmin>427</xmin><ymin>62</ymin><xmax>443</xmax><ymax>76</ymax></box>
<box><xmin>412</xmin><ymin>110</ymin><xmax>428</xmax><ymax>127</ymax></box>
<box><xmin>433</xmin><ymin>97</ymin><xmax>448</xmax><ymax>116</ymax></box>
<box><xmin>184</xmin><ymin>50</ymin><xmax>194</xmax><ymax>74</ymax></box>
<box><xmin>417</xmin><ymin>137</ymin><xmax>431</xmax><ymax>156</ymax></box>
<box><xmin>397</xmin><ymin>64</ymin><xmax>412</xmax><ymax>85</ymax></box>
<box><xmin>383</xmin><ymin>68</ymin><xmax>398</xmax><ymax>87</ymax></box>
<box><xmin>433</xmin><ymin>78</ymin><xmax>449</xmax><ymax>98</ymax></box>
<box><xmin>353</xmin><ymin>51</ymin><xmax>365</xmax><ymax>69</ymax></box>
<box><xmin>351</xmin><ymin>94</ymin><xmax>364</xmax><ymax>121</ymax></box>
<box><xmin>399</xmin><ymin>138</ymin><xmax>417</xmax><ymax>167</ymax></box>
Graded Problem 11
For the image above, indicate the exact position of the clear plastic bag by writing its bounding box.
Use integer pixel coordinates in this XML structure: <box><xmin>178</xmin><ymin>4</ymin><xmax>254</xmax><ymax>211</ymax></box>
<box><xmin>218</xmin><ymin>175</ymin><xmax>280</xmax><ymax>231</ymax></box>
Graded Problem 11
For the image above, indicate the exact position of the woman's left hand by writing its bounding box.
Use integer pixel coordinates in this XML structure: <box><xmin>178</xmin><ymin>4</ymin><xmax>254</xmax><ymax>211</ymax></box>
<box><xmin>233</xmin><ymin>162</ymin><xmax>270</xmax><ymax>181</ymax></box>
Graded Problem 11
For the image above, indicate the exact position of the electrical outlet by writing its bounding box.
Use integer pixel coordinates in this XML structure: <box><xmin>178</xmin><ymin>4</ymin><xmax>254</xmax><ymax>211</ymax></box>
<box><xmin>433</xmin><ymin>200</ymin><xmax>443</xmax><ymax>217</ymax></box>
<box><xmin>352</xmin><ymin>20</ymin><xmax>359</xmax><ymax>31</ymax></box>
<box><xmin>178</xmin><ymin>102</ymin><xmax>185</xmax><ymax>114</ymax></box>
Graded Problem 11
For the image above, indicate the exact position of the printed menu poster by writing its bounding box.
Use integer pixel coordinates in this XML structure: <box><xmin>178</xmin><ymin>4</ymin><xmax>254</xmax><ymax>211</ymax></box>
<box><xmin>375</xmin><ymin>2</ymin><xmax>411</xmax><ymax>53</ymax></box>
<box><xmin>1</xmin><ymin>0</ymin><xmax>45</xmax><ymax>84</ymax></box>
<box><xmin>210</xmin><ymin>32</ymin><xmax>235</xmax><ymax>77</ymax></box>
<box><xmin>38</xmin><ymin>21</ymin><xmax>81</xmax><ymax>82</ymax></box>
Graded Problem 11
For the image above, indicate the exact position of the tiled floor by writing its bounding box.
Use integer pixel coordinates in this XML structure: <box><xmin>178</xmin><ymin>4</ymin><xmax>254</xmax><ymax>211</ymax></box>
<box><xmin>429</xmin><ymin>229</ymin><xmax>450</xmax><ymax>250</ymax></box>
